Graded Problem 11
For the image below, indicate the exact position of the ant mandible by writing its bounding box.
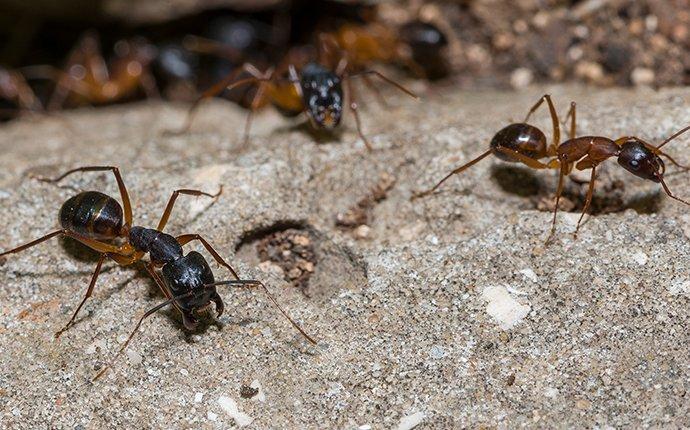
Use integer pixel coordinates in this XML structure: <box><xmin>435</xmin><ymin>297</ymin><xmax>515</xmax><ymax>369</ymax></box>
<box><xmin>548</xmin><ymin>102</ymin><xmax>690</xmax><ymax>239</ymax></box>
<box><xmin>175</xmin><ymin>47</ymin><xmax>418</xmax><ymax>151</ymax></box>
<box><xmin>0</xmin><ymin>166</ymin><xmax>316</xmax><ymax>379</ymax></box>
<box><xmin>412</xmin><ymin>94</ymin><xmax>562</xmax><ymax>199</ymax></box>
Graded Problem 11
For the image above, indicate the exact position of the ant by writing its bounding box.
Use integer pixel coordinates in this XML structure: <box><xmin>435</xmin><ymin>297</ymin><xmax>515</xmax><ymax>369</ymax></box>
<box><xmin>48</xmin><ymin>32</ymin><xmax>158</xmax><ymax>110</ymax></box>
<box><xmin>320</xmin><ymin>2</ymin><xmax>450</xmax><ymax>80</ymax></box>
<box><xmin>548</xmin><ymin>102</ymin><xmax>690</xmax><ymax>239</ymax></box>
<box><xmin>0</xmin><ymin>166</ymin><xmax>316</xmax><ymax>380</ymax></box>
<box><xmin>412</xmin><ymin>94</ymin><xmax>562</xmax><ymax>199</ymax></box>
<box><xmin>0</xmin><ymin>67</ymin><xmax>44</xmax><ymax>119</ymax></box>
<box><xmin>176</xmin><ymin>48</ymin><xmax>418</xmax><ymax>150</ymax></box>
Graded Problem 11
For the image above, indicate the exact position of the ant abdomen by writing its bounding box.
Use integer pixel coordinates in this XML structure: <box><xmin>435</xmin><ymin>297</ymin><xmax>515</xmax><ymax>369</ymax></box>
<box><xmin>59</xmin><ymin>191</ymin><xmax>124</xmax><ymax>240</ymax></box>
<box><xmin>490</xmin><ymin>123</ymin><xmax>547</xmax><ymax>162</ymax></box>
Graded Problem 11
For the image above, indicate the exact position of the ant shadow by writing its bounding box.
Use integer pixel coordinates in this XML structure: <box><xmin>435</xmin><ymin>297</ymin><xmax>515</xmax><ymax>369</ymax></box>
<box><xmin>275</xmin><ymin>121</ymin><xmax>344</xmax><ymax>145</ymax></box>
<box><xmin>490</xmin><ymin>165</ymin><xmax>543</xmax><ymax>197</ymax></box>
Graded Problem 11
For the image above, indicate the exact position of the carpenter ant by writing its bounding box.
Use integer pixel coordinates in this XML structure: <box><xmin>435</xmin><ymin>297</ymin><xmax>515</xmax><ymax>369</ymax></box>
<box><xmin>0</xmin><ymin>166</ymin><xmax>316</xmax><ymax>380</ymax></box>
<box><xmin>0</xmin><ymin>67</ymin><xmax>43</xmax><ymax>118</ymax></box>
<box><xmin>320</xmin><ymin>4</ymin><xmax>451</xmax><ymax>80</ymax></box>
<box><xmin>48</xmin><ymin>32</ymin><xmax>158</xmax><ymax>109</ymax></box>
<box><xmin>175</xmin><ymin>52</ymin><xmax>417</xmax><ymax>150</ymax></box>
<box><xmin>412</xmin><ymin>94</ymin><xmax>561</xmax><ymax>199</ymax></box>
<box><xmin>548</xmin><ymin>102</ymin><xmax>690</xmax><ymax>239</ymax></box>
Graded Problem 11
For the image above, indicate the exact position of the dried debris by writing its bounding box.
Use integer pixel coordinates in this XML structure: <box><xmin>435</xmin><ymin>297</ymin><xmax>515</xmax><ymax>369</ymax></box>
<box><xmin>335</xmin><ymin>172</ymin><xmax>396</xmax><ymax>233</ymax></box>
<box><xmin>255</xmin><ymin>229</ymin><xmax>316</xmax><ymax>295</ymax></box>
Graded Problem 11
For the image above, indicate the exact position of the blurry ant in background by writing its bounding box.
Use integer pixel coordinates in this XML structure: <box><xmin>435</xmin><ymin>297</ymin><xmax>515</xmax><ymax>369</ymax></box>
<box><xmin>175</xmin><ymin>38</ymin><xmax>418</xmax><ymax>150</ymax></box>
<box><xmin>412</xmin><ymin>94</ymin><xmax>561</xmax><ymax>199</ymax></box>
<box><xmin>48</xmin><ymin>32</ymin><xmax>159</xmax><ymax>110</ymax></box>
<box><xmin>548</xmin><ymin>102</ymin><xmax>690</xmax><ymax>240</ymax></box>
<box><xmin>0</xmin><ymin>166</ymin><xmax>315</xmax><ymax>380</ymax></box>
<box><xmin>321</xmin><ymin>0</ymin><xmax>452</xmax><ymax>80</ymax></box>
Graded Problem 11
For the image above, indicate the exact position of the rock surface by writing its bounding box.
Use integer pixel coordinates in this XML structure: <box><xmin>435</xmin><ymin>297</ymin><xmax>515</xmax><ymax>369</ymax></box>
<box><xmin>0</xmin><ymin>84</ymin><xmax>689</xmax><ymax>428</ymax></box>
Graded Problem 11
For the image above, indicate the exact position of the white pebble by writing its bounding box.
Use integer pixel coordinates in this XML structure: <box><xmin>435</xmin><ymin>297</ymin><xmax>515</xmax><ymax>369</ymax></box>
<box><xmin>510</xmin><ymin>68</ymin><xmax>533</xmax><ymax>89</ymax></box>
<box><xmin>632</xmin><ymin>251</ymin><xmax>648</xmax><ymax>266</ymax></box>
<box><xmin>519</xmin><ymin>268</ymin><xmax>538</xmax><ymax>283</ymax></box>
<box><xmin>194</xmin><ymin>392</ymin><xmax>204</xmax><ymax>403</ymax></box>
<box><xmin>207</xmin><ymin>411</ymin><xmax>218</xmax><ymax>421</ymax></box>
<box><xmin>397</xmin><ymin>411</ymin><xmax>425</xmax><ymax>430</ymax></box>
<box><xmin>218</xmin><ymin>396</ymin><xmax>253</xmax><ymax>427</ymax></box>
<box><xmin>482</xmin><ymin>286</ymin><xmax>530</xmax><ymax>330</ymax></box>
<box><xmin>126</xmin><ymin>350</ymin><xmax>142</xmax><ymax>366</ymax></box>
<box><xmin>250</xmin><ymin>380</ymin><xmax>266</xmax><ymax>402</ymax></box>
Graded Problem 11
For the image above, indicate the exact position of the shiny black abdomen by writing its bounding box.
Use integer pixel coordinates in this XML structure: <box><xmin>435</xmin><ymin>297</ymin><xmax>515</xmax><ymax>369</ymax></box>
<box><xmin>490</xmin><ymin>123</ymin><xmax>548</xmax><ymax>162</ymax></box>
<box><xmin>59</xmin><ymin>191</ymin><xmax>123</xmax><ymax>240</ymax></box>
<box><xmin>162</xmin><ymin>251</ymin><xmax>216</xmax><ymax>311</ymax></box>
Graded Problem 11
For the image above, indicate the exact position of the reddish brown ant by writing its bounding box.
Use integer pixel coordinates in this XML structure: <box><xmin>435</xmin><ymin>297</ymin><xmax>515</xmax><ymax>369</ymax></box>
<box><xmin>548</xmin><ymin>102</ymin><xmax>690</xmax><ymax>239</ymax></box>
<box><xmin>48</xmin><ymin>32</ymin><xmax>158</xmax><ymax>110</ymax></box>
<box><xmin>412</xmin><ymin>94</ymin><xmax>562</xmax><ymax>199</ymax></box>
<box><xmin>0</xmin><ymin>166</ymin><xmax>316</xmax><ymax>380</ymax></box>
<box><xmin>175</xmin><ymin>47</ymin><xmax>418</xmax><ymax>150</ymax></box>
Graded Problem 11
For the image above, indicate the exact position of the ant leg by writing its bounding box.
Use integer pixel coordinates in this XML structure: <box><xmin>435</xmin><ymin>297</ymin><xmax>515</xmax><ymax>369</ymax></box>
<box><xmin>35</xmin><ymin>166</ymin><xmax>133</xmax><ymax>227</ymax></box>
<box><xmin>412</xmin><ymin>150</ymin><xmax>493</xmax><ymax>199</ymax></box>
<box><xmin>176</xmin><ymin>234</ymin><xmax>239</xmax><ymax>279</ymax></box>
<box><xmin>54</xmin><ymin>253</ymin><xmax>106</xmax><ymax>338</ymax></box>
<box><xmin>139</xmin><ymin>71</ymin><xmax>160</xmax><ymax>99</ymax></box>
<box><xmin>658</xmin><ymin>177</ymin><xmax>690</xmax><ymax>206</ymax></box>
<box><xmin>547</xmin><ymin>164</ymin><xmax>569</xmax><ymax>243</ymax></box>
<box><xmin>494</xmin><ymin>147</ymin><xmax>560</xmax><ymax>169</ymax></box>
<box><xmin>156</xmin><ymin>187</ymin><xmax>223</xmax><ymax>232</ymax></box>
<box><xmin>574</xmin><ymin>166</ymin><xmax>597</xmax><ymax>238</ymax></box>
<box><xmin>345</xmin><ymin>77</ymin><xmax>373</xmax><ymax>151</ymax></box>
<box><xmin>562</xmin><ymin>101</ymin><xmax>577</xmax><ymax>140</ymax></box>
<box><xmin>361</xmin><ymin>74</ymin><xmax>389</xmax><ymax>107</ymax></box>
<box><xmin>523</xmin><ymin>94</ymin><xmax>561</xmax><ymax>151</ymax></box>
<box><xmin>174</xmin><ymin>63</ymin><xmax>270</xmax><ymax>134</ymax></box>
<box><xmin>176</xmin><ymin>234</ymin><xmax>239</xmax><ymax>280</ymax></box>
<box><xmin>93</xmin><ymin>293</ymin><xmax>188</xmax><ymax>381</ymax></box>
<box><xmin>0</xmin><ymin>230</ymin><xmax>65</xmax><ymax>257</ymax></box>
<box><xmin>241</xmin><ymin>69</ymin><xmax>274</xmax><ymax>148</ymax></box>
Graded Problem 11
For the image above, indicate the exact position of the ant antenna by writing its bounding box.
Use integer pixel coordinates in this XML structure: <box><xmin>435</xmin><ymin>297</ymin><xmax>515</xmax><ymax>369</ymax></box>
<box><xmin>658</xmin><ymin>176</ymin><xmax>690</xmax><ymax>207</ymax></box>
<box><xmin>207</xmin><ymin>280</ymin><xmax>317</xmax><ymax>345</ymax></box>
<box><xmin>656</xmin><ymin>124</ymin><xmax>690</xmax><ymax>149</ymax></box>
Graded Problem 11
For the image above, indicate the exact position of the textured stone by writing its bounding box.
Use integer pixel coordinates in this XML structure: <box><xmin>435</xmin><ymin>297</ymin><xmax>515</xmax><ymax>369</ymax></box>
<box><xmin>0</xmin><ymin>85</ymin><xmax>689</xmax><ymax>428</ymax></box>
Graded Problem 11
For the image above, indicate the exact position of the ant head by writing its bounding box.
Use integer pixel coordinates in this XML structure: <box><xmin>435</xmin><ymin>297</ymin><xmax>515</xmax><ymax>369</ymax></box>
<box><xmin>300</xmin><ymin>63</ymin><xmax>343</xmax><ymax>130</ymax></box>
<box><xmin>617</xmin><ymin>138</ymin><xmax>664</xmax><ymax>182</ymax></box>
<box><xmin>161</xmin><ymin>251</ymin><xmax>217</xmax><ymax>322</ymax></box>
<box><xmin>400</xmin><ymin>20</ymin><xmax>448</xmax><ymax>51</ymax></box>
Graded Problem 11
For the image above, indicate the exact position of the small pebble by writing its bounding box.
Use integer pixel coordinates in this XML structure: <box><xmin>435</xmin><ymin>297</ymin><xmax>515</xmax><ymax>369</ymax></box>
<box><xmin>631</xmin><ymin>67</ymin><xmax>655</xmax><ymax>86</ymax></box>
<box><xmin>194</xmin><ymin>393</ymin><xmax>204</xmax><ymax>403</ymax></box>
<box><xmin>510</xmin><ymin>68</ymin><xmax>534</xmax><ymax>89</ymax></box>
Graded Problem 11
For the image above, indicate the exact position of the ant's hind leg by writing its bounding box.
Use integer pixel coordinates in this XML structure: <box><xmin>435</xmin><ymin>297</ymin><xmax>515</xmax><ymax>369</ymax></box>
<box><xmin>523</xmin><ymin>94</ymin><xmax>561</xmax><ymax>150</ymax></box>
<box><xmin>0</xmin><ymin>230</ymin><xmax>65</xmax><ymax>257</ymax></box>
<box><xmin>412</xmin><ymin>149</ymin><xmax>493</xmax><ymax>199</ymax></box>
<box><xmin>574</xmin><ymin>166</ymin><xmax>597</xmax><ymax>238</ymax></box>
<box><xmin>156</xmin><ymin>187</ymin><xmax>222</xmax><ymax>232</ymax></box>
<box><xmin>34</xmin><ymin>166</ymin><xmax>133</xmax><ymax>226</ymax></box>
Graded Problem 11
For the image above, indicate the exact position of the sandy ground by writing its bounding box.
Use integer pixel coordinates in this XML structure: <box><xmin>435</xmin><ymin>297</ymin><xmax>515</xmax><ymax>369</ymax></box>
<box><xmin>0</xmin><ymin>84</ymin><xmax>689</xmax><ymax>428</ymax></box>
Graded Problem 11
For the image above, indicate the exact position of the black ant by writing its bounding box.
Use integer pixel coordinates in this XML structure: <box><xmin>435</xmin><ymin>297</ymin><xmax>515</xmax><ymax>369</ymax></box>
<box><xmin>548</xmin><ymin>102</ymin><xmax>690</xmax><ymax>239</ymax></box>
<box><xmin>0</xmin><ymin>166</ymin><xmax>316</xmax><ymax>380</ymax></box>
<box><xmin>412</xmin><ymin>94</ymin><xmax>562</xmax><ymax>199</ymax></box>
<box><xmin>175</xmin><ymin>47</ymin><xmax>418</xmax><ymax>151</ymax></box>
